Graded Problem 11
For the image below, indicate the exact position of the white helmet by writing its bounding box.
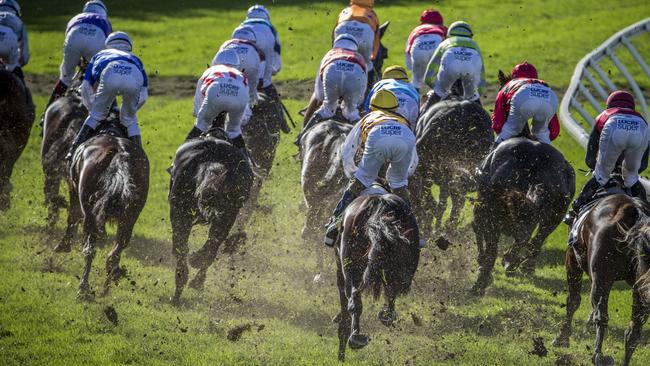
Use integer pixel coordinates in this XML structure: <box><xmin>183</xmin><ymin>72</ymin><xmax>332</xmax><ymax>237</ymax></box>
<box><xmin>214</xmin><ymin>49</ymin><xmax>241</xmax><ymax>69</ymax></box>
<box><xmin>232</xmin><ymin>26</ymin><xmax>257</xmax><ymax>43</ymax></box>
<box><xmin>247</xmin><ymin>5</ymin><xmax>270</xmax><ymax>20</ymax></box>
<box><xmin>84</xmin><ymin>0</ymin><xmax>107</xmax><ymax>16</ymax></box>
<box><xmin>333</xmin><ymin>34</ymin><xmax>359</xmax><ymax>52</ymax></box>
<box><xmin>0</xmin><ymin>0</ymin><xmax>21</xmax><ymax>17</ymax></box>
<box><xmin>105</xmin><ymin>31</ymin><xmax>133</xmax><ymax>52</ymax></box>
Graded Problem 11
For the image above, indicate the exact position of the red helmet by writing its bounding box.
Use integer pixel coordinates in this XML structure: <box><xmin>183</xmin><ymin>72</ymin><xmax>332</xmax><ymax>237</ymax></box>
<box><xmin>420</xmin><ymin>9</ymin><xmax>443</xmax><ymax>25</ymax></box>
<box><xmin>606</xmin><ymin>90</ymin><xmax>635</xmax><ymax>109</ymax></box>
<box><xmin>511</xmin><ymin>61</ymin><xmax>538</xmax><ymax>79</ymax></box>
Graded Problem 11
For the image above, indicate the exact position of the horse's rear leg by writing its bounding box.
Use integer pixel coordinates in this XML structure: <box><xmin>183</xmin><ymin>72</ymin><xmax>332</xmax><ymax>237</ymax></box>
<box><xmin>444</xmin><ymin>191</ymin><xmax>466</xmax><ymax>237</ymax></box>
<box><xmin>78</xmin><ymin>216</ymin><xmax>99</xmax><ymax>300</ymax></box>
<box><xmin>622</xmin><ymin>289</ymin><xmax>649</xmax><ymax>366</ymax></box>
<box><xmin>378</xmin><ymin>286</ymin><xmax>397</xmax><ymax>327</ymax></box>
<box><xmin>189</xmin><ymin>213</ymin><xmax>237</xmax><ymax>290</ymax></box>
<box><xmin>44</xmin><ymin>172</ymin><xmax>65</xmax><ymax>230</ymax></box>
<box><xmin>54</xmin><ymin>185</ymin><xmax>81</xmax><ymax>253</ymax></box>
<box><xmin>521</xmin><ymin>218</ymin><xmax>561</xmax><ymax>274</ymax></box>
<box><xmin>433</xmin><ymin>185</ymin><xmax>449</xmax><ymax>235</ymax></box>
<box><xmin>472</xmin><ymin>229</ymin><xmax>498</xmax><ymax>296</ymax></box>
<box><xmin>171</xmin><ymin>207</ymin><xmax>192</xmax><ymax>305</ymax></box>
<box><xmin>303</xmin><ymin>205</ymin><xmax>325</xmax><ymax>282</ymax></box>
<box><xmin>0</xmin><ymin>174</ymin><xmax>12</xmax><ymax>211</ymax></box>
<box><xmin>336</xmin><ymin>251</ymin><xmax>351</xmax><ymax>361</ymax></box>
<box><xmin>102</xmin><ymin>219</ymin><xmax>136</xmax><ymax>295</ymax></box>
<box><xmin>590</xmin><ymin>277</ymin><xmax>614</xmax><ymax>366</ymax></box>
<box><xmin>553</xmin><ymin>248</ymin><xmax>583</xmax><ymax>348</ymax></box>
<box><xmin>342</xmin><ymin>252</ymin><xmax>368</xmax><ymax>349</ymax></box>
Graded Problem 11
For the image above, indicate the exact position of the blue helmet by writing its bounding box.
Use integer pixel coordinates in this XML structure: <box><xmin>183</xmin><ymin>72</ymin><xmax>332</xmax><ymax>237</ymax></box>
<box><xmin>0</xmin><ymin>0</ymin><xmax>21</xmax><ymax>17</ymax></box>
<box><xmin>214</xmin><ymin>49</ymin><xmax>241</xmax><ymax>70</ymax></box>
<box><xmin>247</xmin><ymin>5</ymin><xmax>270</xmax><ymax>20</ymax></box>
<box><xmin>232</xmin><ymin>26</ymin><xmax>257</xmax><ymax>43</ymax></box>
<box><xmin>105</xmin><ymin>31</ymin><xmax>133</xmax><ymax>52</ymax></box>
<box><xmin>84</xmin><ymin>0</ymin><xmax>107</xmax><ymax>16</ymax></box>
<box><xmin>333</xmin><ymin>34</ymin><xmax>359</xmax><ymax>52</ymax></box>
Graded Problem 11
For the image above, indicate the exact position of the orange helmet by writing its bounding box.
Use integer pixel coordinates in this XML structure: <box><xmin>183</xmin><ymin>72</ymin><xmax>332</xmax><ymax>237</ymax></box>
<box><xmin>350</xmin><ymin>0</ymin><xmax>374</xmax><ymax>7</ymax></box>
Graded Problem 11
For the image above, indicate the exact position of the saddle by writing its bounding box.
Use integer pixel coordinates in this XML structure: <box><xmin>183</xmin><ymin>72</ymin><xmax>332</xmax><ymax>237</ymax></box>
<box><xmin>91</xmin><ymin>109</ymin><xmax>127</xmax><ymax>140</ymax></box>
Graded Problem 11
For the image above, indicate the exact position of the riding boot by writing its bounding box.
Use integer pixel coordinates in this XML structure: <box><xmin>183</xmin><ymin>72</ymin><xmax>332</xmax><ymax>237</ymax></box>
<box><xmin>392</xmin><ymin>187</ymin><xmax>411</xmax><ymax>207</ymax></box>
<box><xmin>564</xmin><ymin>176</ymin><xmax>601</xmax><ymax>225</ymax></box>
<box><xmin>420</xmin><ymin>91</ymin><xmax>441</xmax><ymax>115</ymax></box>
<box><xmin>231</xmin><ymin>134</ymin><xmax>255</xmax><ymax>167</ymax></box>
<box><xmin>294</xmin><ymin>112</ymin><xmax>324</xmax><ymax>147</ymax></box>
<box><xmin>11</xmin><ymin>67</ymin><xmax>35</xmax><ymax>122</ymax></box>
<box><xmin>629</xmin><ymin>181</ymin><xmax>648</xmax><ymax>202</ymax></box>
<box><xmin>41</xmin><ymin>80</ymin><xmax>69</xmax><ymax>132</ymax></box>
<box><xmin>324</xmin><ymin>179</ymin><xmax>366</xmax><ymax>247</ymax></box>
<box><xmin>129</xmin><ymin>135</ymin><xmax>142</xmax><ymax>148</ymax></box>
<box><xmin>263</xmin><ymin>84</ymin><xmax>290</xmax><ymax>133</ymax></box>
<box><xmin>65</xmin><ymin>124</ymin><xmax>95</xmax><ymax>161</ymax></box>
<box><xmin>184</xmin><ymin>126</ymin><xmax>203</xmax><ymax>142</ymax></box>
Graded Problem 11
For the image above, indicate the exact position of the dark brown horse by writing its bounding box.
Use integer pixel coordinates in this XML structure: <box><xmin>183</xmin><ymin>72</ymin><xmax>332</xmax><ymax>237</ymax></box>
<box><xmin>41</xmin><ymin>70</ymin><xmax>87</xmax><ymax>228</ymax></box>
<box><xmin>335</xmin><ymin>193</ymin><xmax>420</xmax><ymax>361</ymax></box>
<box><xmin>168</xmin><ymin>133</ymin><xmax>253</xmax><ymax>304</ymax></box>
<box><xmin>300</xmin><ymin>119</ymin><xmax>352</xmax><ymax>281</ymax></box>
<box><xmin>409</xmin><ymin>98</ymin><xmax>492</xmax><ymax>247</ymax></box>
<box><xmin>472</xmin><ymin>137</ymin><xmax>575</xmax><ymax>295</ymax></box>
<box><xmin>0</xmin><ymin>67</ymin><xmax>34</xmax><ymax>211</ymax></box>
<box><xmin>55</xmin><ymin>133</ymin><xmax>149</xmax><ymax>299</ymax></box>
<box><xmin>553</xmin><ymin>195</ymin><xmax>650</xmax><ymax>366</ymax></box>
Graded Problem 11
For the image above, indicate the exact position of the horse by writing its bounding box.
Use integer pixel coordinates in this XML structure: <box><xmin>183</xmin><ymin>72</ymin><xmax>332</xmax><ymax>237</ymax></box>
<box><xmin>41</xmin><ymin>69</ymin><xmax>87</xmax><ymax>228</ymax></box>
<box><xmin>552</xmin><ymin>194</ymin><xmax>650</xmax><ymax>366</ymax></box>
<box><xmin>300</xmin><ymin>119</ymin><xmax>352</xmax><ymax>281</ymax></box>
<box><xmin>472</xmin><ymin>137</ymin><xmax>575</xmax><ymax>295</ymax></box>
<box><xmin>335</xmin><ymin>192</ymin><xmax>420</xmax><ymax>361</ymax></box>
<box><xmin>168</xmin><ymin>130</ymin><xmax>253</xmax><ymax>304</ymax></box>
<box><xmin>54</xmin><ymin>123</ymin><xmax>149</xmax><ymax>300</ymax></box>
<box><xmin>409</xmin><ymin>97</ymin><xmax>492</xmax><ymax>248</ymax></box>
<box><xmin>0</xmin><ymin>66</ymin><xmax>34</xmax><ymax>211</ymax></box>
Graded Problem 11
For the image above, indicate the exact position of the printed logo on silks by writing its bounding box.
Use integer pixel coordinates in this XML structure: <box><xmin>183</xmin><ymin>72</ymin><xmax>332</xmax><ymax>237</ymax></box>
<box><xmin>335</xmin><ymin>62</ymin><xmax>354</xmax><ymax>73</ymax></box>
<box><xmin>219</xmin><ymin>82</ymin><xmax>240</xmax><ymax>96</ymax></box>
<box><xmin>79</xmin><ymin>26</ymin><xmax>97</xmax><ymax>36</ymax></box>
<box><xmin>379</xmin><ymin>125</ymin><xmax>403</xmax><ymax>136</ymax></box>
<box><xmin>112</xmin><ymin>63</ymin><xmax>132</xmax><ymax>75</ymax></box>
<box><xmin>234</xmin><ymin>46</ymin><xmax>249</xmax><ymax>55</ymax></box>
<box><xmin>453</xmin><ymin>48</ymin><xmax>472</xmax><ymax>62</ymax></box>
<box><xmin>530</xmin><ymin>86</ymin><xmax>550</xmax><ymax>99</ymax></box>
<box><xmin>418</xmin><ymin>40</ymin><xmax>437</xmax><ymax>50</ymax></box>
<box><xmin>616</xmin><ymin>117</ymin><xmax>640</xmax><ymax>131</ymax></box>
<box><xmin>343</xmin><ymin>25</ymin><xmax>364</xmax><ymax>38</ymax></box>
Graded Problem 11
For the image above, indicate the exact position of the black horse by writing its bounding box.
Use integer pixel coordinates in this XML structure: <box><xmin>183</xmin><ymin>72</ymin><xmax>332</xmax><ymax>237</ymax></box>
<box><xmin>0</xmin><ymin>67</ymin><xmax>34</xmax><ymax>211</ymax></box>
<box><xmin>409</xmin><ymin>98</ymin><xmax>492</xmax><ymax>247</ymax></box>
<box><xmin>335</xmin><ymin>193</ymin><xmax>420</xmax><ymax>361</ymax></box>
<box><xmin>472</xmin><ymin>137</ymin><xmax>575</xmax><ymax>295</ymax></box>
<box><xmin>169</xmin><ymin>130</ymin><xmax>253</xmax><ymax>304</ymax></box>
<box><xmin>41</xmin><ymin>70</ymin><xmax>87</xmax><ymax>228</ymax></box>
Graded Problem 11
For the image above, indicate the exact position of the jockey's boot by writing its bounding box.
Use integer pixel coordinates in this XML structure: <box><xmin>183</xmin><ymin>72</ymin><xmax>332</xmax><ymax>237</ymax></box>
<box><xmin>129</xmin><ymin>135</ymin><xmax>142</xmax><ymax>148</ymax></box>
<box><xmin>41</xmin><ymin>80</ymin><xmax>69</xmax><ymax>132</ymax></box>
<box><xmin>294</xmin><ymin>112</ymin><xmax>324</xmax><ymax>147</ymax></box>
<box><xmin>324</xmin><ymin>179</ymin><xmax>365</xmax><ymax>247</ymax></box>
<box><xmin>563</xmin><ymin>176</ymin><xmax>601</xmax><ymax>225</ymax></box>
<box><xmin>392</xmin><ymin>186</ymin><xmax>411</xmax><ymax>207</ymax></box>
<box><xmin>262</xmin><ymin>84</ymin><xmax>290</xmax><ymax>133</ymax></box>
<box><xmin>12</xmin><ymin>67</ymin><xmax>35</xmax><ymax>122</ymax></box>
<box><xmin>184</xmin><ymin>127</ymin><xmax>203</xmax><ymax>142</ymax></box>
<box><xmin>629</xmin><ymin>181</ymin><xmax>648</xmax><ymax>201</ymax></box>
<box><xmin>231</xmin><ymin>134</ymin><xmax>255</xmax><ymax>167</ymax></box>
<box><xmin>65</xmin><ymin>124</ymin><xmax>95</xmax><ymax>161</ymax></box>
<box><xmin>420</xmin><ymin>91</ymin><xmax>441</xmax><ymax>115</ymax></box>
<box><xmin>472</xmin><ymin>96</ymin><xmax>483</xmax><ymax>107</ymax></box>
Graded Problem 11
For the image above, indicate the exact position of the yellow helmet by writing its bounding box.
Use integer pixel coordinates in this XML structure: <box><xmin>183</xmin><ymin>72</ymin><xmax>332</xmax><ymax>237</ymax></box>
<box><xmin>382</xmin><ymin>65</ymin><xmax>409</xmax><ymax>81</ymax></box>
<box><xmin>370</xmin><ymin>89</ymin><xmax>399</xmax><ymax>112</ymax></box>
<box><xmin>350</xmin><ymin>0</ymin><xmax>374</xmax><ymax>7</ymax></box>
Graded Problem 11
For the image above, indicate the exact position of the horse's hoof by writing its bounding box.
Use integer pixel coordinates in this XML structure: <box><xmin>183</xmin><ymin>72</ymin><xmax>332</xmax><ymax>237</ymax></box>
<box><xmin>435</xmin><ymin>236</ymin><xmax>451</xmax><ymax>251</ymax></box>
<box><xmin>593</xmin><ymin>353</ymin><xmax>614</xmax><ymax>366</ymax></box>
<box><xmin>188</xmin><ymin>275</ymin><xmax>205</xmax><ymax>291</ymax></box>
<box><xmin>469</xmin><ymin>284</ymin><xmax>486</xmax><ymax>297</ymax></box>
<box><xmin>551</xmin><ymin>337</ymin><xmax>569</xmax><ymax>348</ymax></box>
<box><xmin>76</xmin><ymin>287</ymin><xmax>95</xmax><ymax>302</ymax></box>
<box><xmin>54</xmin><ymin>242</ymin><xmax>72</xmax><ymax>253</ymax></box>
<box><xmin>377</xmin><ymin>309</ymin><xmax>397</xmax><ymax>327</ymax></box>
<box><xmin>338</xmin><ymin>352</ymin><xmax>345</xmax><ymax>362</ymax></box>
<box><xmin>109</xmin><ymin>266</ymin><xmax>128</xmax><ymax>282</ymax></box>
<box><xmin>348</xmin><ymin>333</ymin><xmax>369</xmax><ymax>349</ymax></box>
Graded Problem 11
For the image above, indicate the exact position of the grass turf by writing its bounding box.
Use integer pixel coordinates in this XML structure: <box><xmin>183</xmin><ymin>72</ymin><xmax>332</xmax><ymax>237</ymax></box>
<box><xmin>2</xmin><ymin>1</ymin><xmax>650</xmax><ymax>365</ymax></box>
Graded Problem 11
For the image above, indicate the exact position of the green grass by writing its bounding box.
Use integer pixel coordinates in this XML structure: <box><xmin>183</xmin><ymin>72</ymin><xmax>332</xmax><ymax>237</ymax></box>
<box><xmin>2</xmin><ymin>1</ymin><xmax>650</xmax><ymax>365</ymax></box>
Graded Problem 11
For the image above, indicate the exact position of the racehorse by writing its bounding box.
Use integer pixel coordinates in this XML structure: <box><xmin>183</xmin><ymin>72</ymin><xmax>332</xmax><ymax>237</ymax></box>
<box><xmin>54</xmin><ymin>123</ymin><xmax>149</xmax><ymax>299</ymax></box>
<box><xmin>553</xmin><ymin>194</ymin><xmax>650</xmax><ymax>366</ymax></box>
<box><xmin>335</xmin><ymin>192</ymin><xmax>420</xmax><ymax>361</ymax></box>
<box><xmin>472</xmin><ymin>137</ymin><xmax>574</xmax><ymax>295</ymax></box>
<box><xmin>41</xmin><ymin>68</ymin><xmax>87</xmax><ymax>228</ymax></box>
<box><xmin>409</xmin><ymin>97</ymin><xmax>492</xmax><ymax>247</ymax></box>
<box><xmin>0</xmin><ymin>65</ymin><xmax>34</xmax><ymax>211</ymax></box>
<box><xmin>168</xmin><ymin>130</ymin><xmax>253</xmax><ymax>304</ymax></box>
<box><xmin>300</xmin><ymin>119</ymin><xmax>352</xmax><ymax>280</ymax></box>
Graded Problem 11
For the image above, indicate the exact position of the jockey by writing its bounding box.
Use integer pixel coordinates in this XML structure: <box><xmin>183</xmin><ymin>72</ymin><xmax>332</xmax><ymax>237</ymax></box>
<box><xmin>364</xmin><ymin>65</ymin><xmax>420</xmax><ymax>126</ymax></box>
<box><xmin>296</xmin><ymin>34</ymin><xmax>367</xmax><ymax>145</ymax></box>
<box><xmin>423</xmin><ymin>21</ymin><xmax>485</xmax><ymax>106</ymax></box>
<box><xmin>405</xmin><ymin>9</ymin><xmax>446</xmax><ymax>91</ymax></box>
<box><xmin>241</xmin><ymin>5</ymin><xmax>281</xmax><ymax>97</ymax></box>
<box><xmin>565</xmin><ymin>90</ymin><xmax>650</xmax><ymax>224</ymax></box>
<box><xmin>185</xmin><ymin>49</ymin><xmax>252</xmax><ymax>159</ymax></box>
<box><xmin>0</xmin><ymin>0</ymin><xmax>28</xmax><ymax>79</ymax></box>
<box><xmin>214</xmin><ymin>26</ymin><xmax>265</xmax><ymax>107</ymax></box>
<box><xmin>46</xmin><ymin>1</ymin><xmax>112</xmax><ymax>108</ymax></box>
<box><xmin>333</xmin><ymin>0</ymin><xmax>379</xmax><ymax>78</ymax></box>
<box><xmin>324</xmin><ymin>89</ymin><xmax>418</xmax><ymax>246</ymax></box>
<box><xmin>492</xmin><ymin>62</ymin><xmax>560</xmax><ymax>145</ymax></box>
<box><xmin>66</xmin><ymin>31</ymin><xmax>148</xmax><ymax>159</ymax></box>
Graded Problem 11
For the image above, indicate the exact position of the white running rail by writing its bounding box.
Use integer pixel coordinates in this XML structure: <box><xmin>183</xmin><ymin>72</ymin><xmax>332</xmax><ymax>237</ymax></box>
<box><xmin>560</xmin><ymin>18</ymin><xmax>650</xmax><ymax>187</ymax></box>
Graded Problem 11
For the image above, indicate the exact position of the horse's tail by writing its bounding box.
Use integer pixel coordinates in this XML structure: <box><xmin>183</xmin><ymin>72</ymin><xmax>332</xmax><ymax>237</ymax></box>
<box><xmin>322</xmin><ymin>133</ymin><xmax>347</xmax><ymax>183</ymax></box>
<box><xmin>503</xmin><ymin>183</ymin><xmax>545</xmax><ymax>220</ymax></box>
<box><xmin>364</xmin><ymin>195</ymin><xmax>418</xmax><ymax>300</ymax></box>
<box><xmin>194</xmin><ymin>162</ymin><xmax>228</xmax><ymax>221</ymax></box>
<box><xmin>629</xmin><ymin>199</ymin><xmax>650</xmax><ymax>305</ymax></box>
<box><xmin>93</xmin><ymin>151</ymin><xmax>135</xmax><ymax>223</ymax></box>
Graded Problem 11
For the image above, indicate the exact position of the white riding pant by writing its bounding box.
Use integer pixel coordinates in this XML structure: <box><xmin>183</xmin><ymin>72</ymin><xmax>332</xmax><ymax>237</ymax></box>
<box><xmin>334</xmin><ymin>21</ymin><xmax>374</xmax><ymax>71</ymax></box>
<box><xmin>214</xmin><ymin>44</ymin><xmax>264</xmax><ymax>106</ymax></box>
<box><xmin>496</xmin><ymin>83</ymin><xmax>558</xmax><ymax>144</ymax></box>
<box><xmin>195</xmin><ymin>79</ymin><xmax>251</xmax><ymax>139</ymax></box>
<box><xmin>406</xmin><ymin>34</ymin><xmax>443</xmax><ymax>89</ymax></box>
<box><xmin>391</xmin><ymin>88</ymin><xmax>420</xmax><ymax>126</ymax></box>
<box><xmin>248</xmin><ymin>23</ymin><xmax>279</xmax><ymax>88</ymax></box>
<box><xmin>355</xmin><ymin>122</ymin><xmax>416</xmax><ymax>189</ymax></box>
<box><xmin>594</xmin><ymin>115</ymin><xmax>649</xmax><ymax>187</ymax></box>
<box><xmin>60</xmin><ymin>24</ymin><xmax>106</xmax><ymax>86</ymax></box>
<box><xmin>433</xmin><ymin>47</ymin><xmax>482</xmax><ymax>101</ymax></box>
<box><xmin>314</xmin><ymin>60</ymin><xmax>367</xmax><ymax>121</ymax></box>
<box><xmin>83</xmin><ymin>60</ymin><xmax>145</xmax><ymax>137</ymax></box>
<box><xmin>0</xmin><ymin>25</ymin><xmax>18</xmax><ymax>71</ymax></box>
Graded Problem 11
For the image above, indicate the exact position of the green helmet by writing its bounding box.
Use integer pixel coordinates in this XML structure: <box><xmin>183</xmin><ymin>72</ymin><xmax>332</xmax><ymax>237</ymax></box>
<box><xmin>448</xmin><ymin>21</ymin><xmax>473</xmax><ymax>38</ymax></box>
